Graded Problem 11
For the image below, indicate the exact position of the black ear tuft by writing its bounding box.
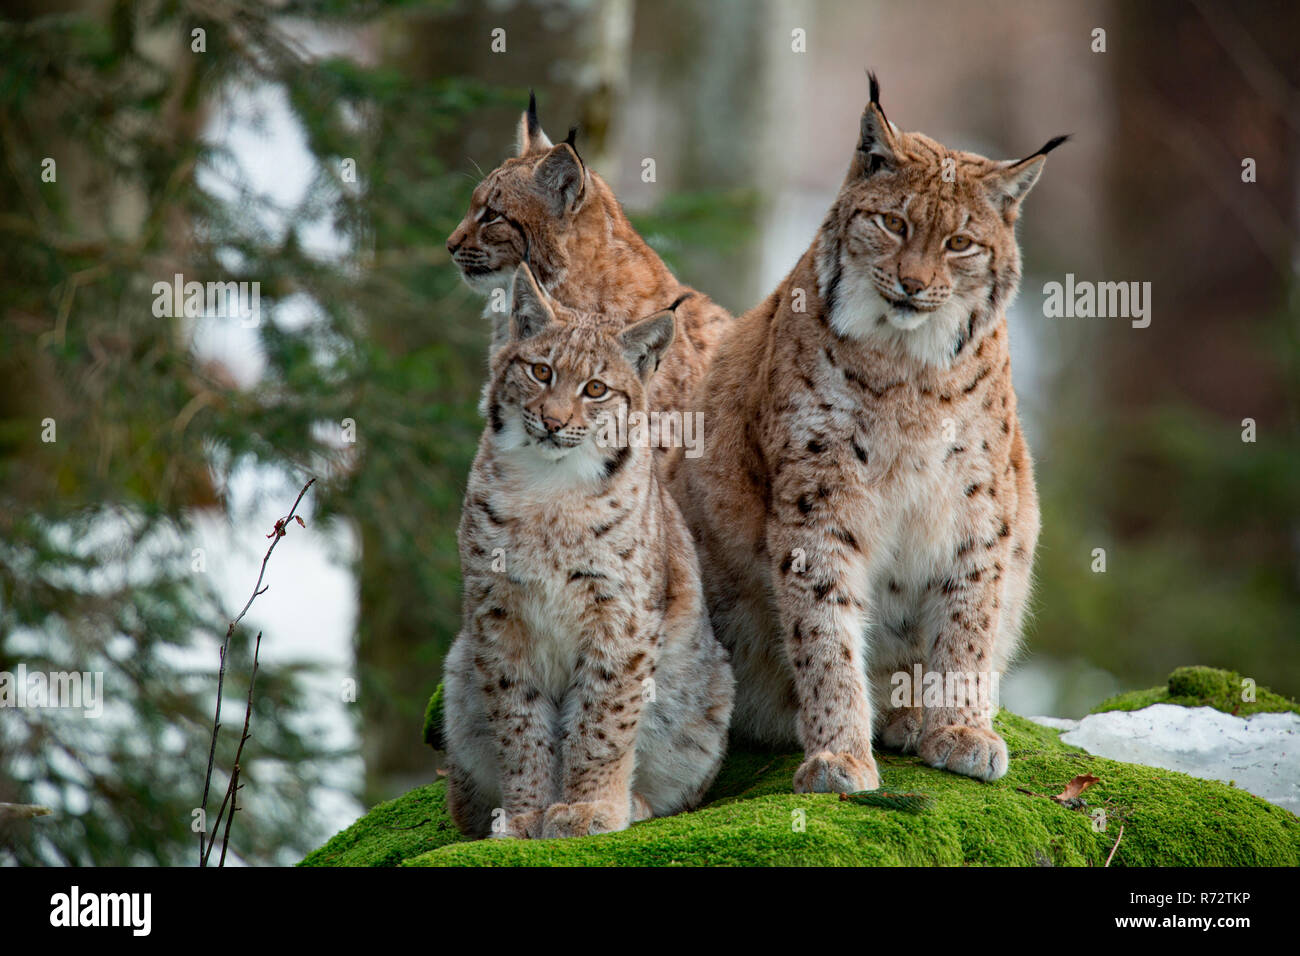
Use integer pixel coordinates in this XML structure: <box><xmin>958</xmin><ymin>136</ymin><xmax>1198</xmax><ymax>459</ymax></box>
<box><xmin>864</xmin><ymin>69</ymin><xmax>889</xmax><ymax>128</ymax></box>
<box><xmin>564</xmin><ymin>125</ymin><xmax>581</xmax><ymax>161</ymax></box>
<box><xmin>667</xmin><ymin>292</ymin><xmax>694</xmax><ymax>312</ymax></box>
<box><xmin>1022</xmin><ymin>133</ymin><xmax>1070</xmax><ymax>163</ymax></box>
<box><xmin>853</xmin><ymin>72</ymin><xmax>894</xmax><ymax>178</ymax></box>
<box><xmin>526</xmin><ymin>89</ymin><xmax>542</xmax><ymax>139</ymax></box>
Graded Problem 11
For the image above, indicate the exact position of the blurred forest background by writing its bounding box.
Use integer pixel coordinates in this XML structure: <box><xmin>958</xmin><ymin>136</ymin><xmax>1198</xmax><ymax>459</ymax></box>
<box><xmin>0</xmin><ymin>0</ymin><xmax>1296</xmax><ymax>865</ymax></box>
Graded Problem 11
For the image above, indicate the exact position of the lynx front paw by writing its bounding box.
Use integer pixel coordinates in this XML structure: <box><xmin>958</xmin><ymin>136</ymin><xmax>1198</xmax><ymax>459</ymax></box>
<box><xmin>792</xmin><ymin>751</ymin><xmax>880</xmax><ymax>794</ymax></box>
<box><xmin>879</xmin><ymin>709</ymin><xmax>923</xmax><ymax>753</ymax></box>
<box><xmin>490</xmin><ymin>808</ymin><xmax>544</xmax><ymax>839</ymax></box>
<box><xmin>918</xmin><ymin>725</ymin><xmax>1008</xmax><ymax>781</ymax></box>
<box><xmin>541</xmin><ymin>800</ymin><xmax>629</xmax><ymax>839</ymax></box>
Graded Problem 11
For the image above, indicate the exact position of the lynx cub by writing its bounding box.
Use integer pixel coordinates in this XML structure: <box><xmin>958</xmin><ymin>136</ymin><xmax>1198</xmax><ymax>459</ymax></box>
<box><xmin>675</xmin><ymin>75</ymin><xmax>1059</xmax><ymax>792</ymax></box>
<box><xmin>443</xmin><ymin>263</ymin><xmax>734</xmax><ymax>839</ymax></box>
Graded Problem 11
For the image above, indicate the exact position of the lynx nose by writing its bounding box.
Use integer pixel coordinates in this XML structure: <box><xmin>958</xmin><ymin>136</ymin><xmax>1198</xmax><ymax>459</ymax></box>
<box><xmin>542</xmin><ymin>416</ymin><xmax>564</xmax><ymax>433</ymax></box>
<box><xmin>447</xmin><ymin>224</ymin><xmax>467</xmax><ymax>255</ymax></box>
<box><xmin>900</xmin><ymin>276</ymin><xmax>927</xmax><ymax>296</ymax></box>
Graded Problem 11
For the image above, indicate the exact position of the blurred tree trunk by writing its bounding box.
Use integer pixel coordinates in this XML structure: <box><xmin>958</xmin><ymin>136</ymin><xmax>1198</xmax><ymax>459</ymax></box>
<box><xmin>1025</xmin><ymin>0</ymin><xmax>1300</xmax><ymax>696</ymax></box>
<box><xmin>617</xmin><ymin>0</ymin><xmax>768</xmax><ymax>313</ymax></box>
<box><xmin>1103</xmin><ymin>0</ymin><xmax>1298</xmax><ymax>420</ymax></box>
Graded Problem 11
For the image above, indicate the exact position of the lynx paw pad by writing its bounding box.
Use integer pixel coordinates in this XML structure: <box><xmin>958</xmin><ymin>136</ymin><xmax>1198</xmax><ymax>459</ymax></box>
<box><xmin>918</xmin><ymin>725</ymin><xmax>1008</xmax><ymax>781</ymax></box>
<box><xmin>879</xmin><ymin>709</ymin><xmax>923</xmax><ymax>753</ymax></box>
<box><xmin>541</xmin><ymin>800</ymin><xmax>628</xmax><ymax>839</ymax></box>
<box><xmin>793</xmin><ymin>751</ymin><xmax>880</xmax><ymax>794</ymax></box>
<box><xmin>490</xmin><ymin>808</ymin><xmax>544</xmax><ymax>839</ymax></box>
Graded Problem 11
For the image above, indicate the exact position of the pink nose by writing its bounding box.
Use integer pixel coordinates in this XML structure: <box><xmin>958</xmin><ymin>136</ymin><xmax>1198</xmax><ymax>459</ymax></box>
<box><xmin>900</xmin><ymin>276</ymin><xmax>927</xmax><ymax>296</ymax></box>
<box><xmin>542</xmin><ymin>416</ymin><xmax>563</xmax><ymax>433</ymax></box>
<box><xmin>447</xmin><ymin>225</ymin><xmax>467</xmax><ymax>254</ymax></box>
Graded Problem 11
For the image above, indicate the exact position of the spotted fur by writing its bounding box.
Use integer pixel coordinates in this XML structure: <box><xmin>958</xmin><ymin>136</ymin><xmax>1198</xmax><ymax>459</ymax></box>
<box><xmin>446</xmin><ymin>93</ymin><xmax>733</xmax><ymax>474</ymax></box>
<box><xmin>674</xmin><ymin>75</ymin><xmax>1057</xmax><ymax>791</ymax></box>
<box><xmin>443</xmin><ymin>263</ymin><xmax>734</xmax><ymax>839</ymax></box>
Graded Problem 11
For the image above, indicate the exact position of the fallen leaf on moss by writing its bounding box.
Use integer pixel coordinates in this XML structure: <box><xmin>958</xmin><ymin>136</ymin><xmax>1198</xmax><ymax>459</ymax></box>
<box><xmin>1052</xmin><ymin>774</ymin><xmax>1101</xmax><ymax>804</ymax></box>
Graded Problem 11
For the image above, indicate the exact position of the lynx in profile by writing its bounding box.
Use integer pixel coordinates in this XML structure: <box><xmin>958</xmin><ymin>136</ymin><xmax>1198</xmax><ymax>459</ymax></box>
<box><xmin>443</xmin><ymin>263</ymin><xmax>733</xmax><ymax>839</ymax></box>
<box><xmin>675</xmin><ymin>75</ymin><xmax>1060</xmax><ymax>792</ymax></box>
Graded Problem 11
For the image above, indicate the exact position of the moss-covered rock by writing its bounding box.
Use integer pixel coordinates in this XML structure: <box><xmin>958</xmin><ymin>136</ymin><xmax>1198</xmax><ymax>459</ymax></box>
<box><xmin>300</xmin><ymin>709</ymin><xmax>1299</xmax><ymax>867</ymax></box>
<box><xmin>1091</xmin><ymin>666</ymin><xmax>1300</xmax><ymax>717</ymax></box>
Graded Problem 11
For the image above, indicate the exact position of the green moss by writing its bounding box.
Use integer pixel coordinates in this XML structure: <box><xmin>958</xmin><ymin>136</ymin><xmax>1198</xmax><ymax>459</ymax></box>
<box><xmin>302</xmin><ymin>710</ymin><xmax>1299</xmax><ymax>867</ymax></box>
<box><xmin>1092</xmin><ymin>666</ymin><xmax>1300</xmax><ymax>717</ymax></box>
<box><xmin>298</xmin><ymin>781</ymin><xmax>467</xmax><ymax>866</ymax></box>
<box><xmin>422</xmin><ymin>683</ymin><xmax>445</xmax><ymax>750</ymax></box>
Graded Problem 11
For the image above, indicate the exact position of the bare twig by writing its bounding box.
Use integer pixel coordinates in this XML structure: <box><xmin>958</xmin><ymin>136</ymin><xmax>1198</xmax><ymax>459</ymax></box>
<box><xmin>218</xmin><ymin>769</ymin><xmax>241</xmax><ymax>868</ymax></box>
<box><xmin>1104</xmin><ymin>824</ymin><xmax>1125</xmax><ymax>868</ymax></box>
<box><xmin>216</xmin><ymin>631</ymin><xmax>262</xmax><ymax>867</ymax></box>
<box><xmin>204</xmin><ymin>630</ymin><xmax>263</xmax><ymax>868</ymax></box>
<box><xmin>199</xmin><ymin>477</ymin><xmax>315</xmax><ymax>866</ymax></box>
<box><xmin>203</xmin><ymin>768</ymin><xmax>235</xmax><ymax>867</ymax></box>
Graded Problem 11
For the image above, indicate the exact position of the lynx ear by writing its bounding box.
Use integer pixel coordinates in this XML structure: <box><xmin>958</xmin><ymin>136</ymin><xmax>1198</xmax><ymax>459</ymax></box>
<box><xmin>509</xmin><ymin>262</ymin><xmax>554</xmax><ymax>340</ymax></box>
<box><xmin>987</xmin><ymin>134</ymin><xmax>1068</xmax><ymax>220</ymax></box>
<box><xmin>620</xmin><ymin>311</ymin><xmax>676</xmax><ymax>381</ymax></box>
<box><xmin>534</xmin><ymin>138</ymin><xmax>585</xmax><ymax>216</ymax></box>
<box><xmin>848</xmin><ymin>72</ymin><xmax>900</xmax><ymax>180</ymax></box>
<box><xmin>517</xmin><ymin>90</ymin><xmax>553</xmax><ymax>156</ymax></box>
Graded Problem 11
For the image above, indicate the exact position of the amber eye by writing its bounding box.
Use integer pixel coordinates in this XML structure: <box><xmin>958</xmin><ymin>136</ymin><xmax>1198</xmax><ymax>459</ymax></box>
<box><xmin>882</xmin><ymin>213</ymin><xmax>907</xmax><ymax>236</ymax></box>
<box><xmin>946</xmin><ymin>235</ymin><xmax>974</xmax><ymax>252</ymax></box>
<box><xmin>530</xmin><ymin>363</ymin><xmax>552</xmax><ymax>383</ymax></box>
<box><xmin>583</xmin><ymin>380</ymin><xmax>608</xmax><ymax>399</ymax></box>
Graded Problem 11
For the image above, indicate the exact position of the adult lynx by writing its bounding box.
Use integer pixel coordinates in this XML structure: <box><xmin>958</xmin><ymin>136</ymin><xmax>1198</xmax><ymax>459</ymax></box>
<box><xmin>675</xmin><ymin>76</ymin><xmax>1061</xmax><ymax>792</ymax></box>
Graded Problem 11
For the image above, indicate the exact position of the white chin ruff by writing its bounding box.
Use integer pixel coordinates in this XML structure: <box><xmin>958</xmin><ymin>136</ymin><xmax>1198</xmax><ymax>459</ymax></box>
<box><xmin>462</xmin><ymin>267</ymin><xmax>510</xmax><ymax>295</ymax></box>
<box><xmin>496</xmin><ymin>418</ymin><xmax>609</xmax><ymax>489</ymax></box>
<box><xmin>885</xmin><ymin>309</ymin><xmax>931</xmax><ymax>331</ymax></box>
<box><xmin>533</xmin><ymin>440</ymin><xmax>574</xmax><ymax>462</ymax></box>
<box><xmin>828</xmin><ymin>266</ymin><xmax>972</xmax><ymax>367</ymax></box>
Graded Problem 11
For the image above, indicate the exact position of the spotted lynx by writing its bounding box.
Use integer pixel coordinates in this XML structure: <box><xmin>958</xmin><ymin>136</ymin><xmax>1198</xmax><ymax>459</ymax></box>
<box><xmin>675</xmin><ymin>76</ymin><xmax>1060</xmax><ymax>792</ymax></box>
<box><xmin>443</xmin><ymin>263</ymin><xmax>734</xmax><ymax>839</ymax></box>
<box><xmin>446</xmin><ymin>94</ymin><xmax>733</xmax><ymax>456</ymax></box>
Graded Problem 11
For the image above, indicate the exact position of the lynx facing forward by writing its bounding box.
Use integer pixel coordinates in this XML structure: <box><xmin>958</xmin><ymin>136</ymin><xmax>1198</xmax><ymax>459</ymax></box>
<box><xmin>446</xmin><ymin>94</ymin><xmax>733</xmax><ymax>447</ymax></box>
<box><xmin>676</xmin><ymin>76</ymin><xmax>1058</xmax><ymax>791</ymax></box>
<box><xmin>443</xmin><ymin>264</ymin><xmax>733</xmax><ymax>839</ymax></box>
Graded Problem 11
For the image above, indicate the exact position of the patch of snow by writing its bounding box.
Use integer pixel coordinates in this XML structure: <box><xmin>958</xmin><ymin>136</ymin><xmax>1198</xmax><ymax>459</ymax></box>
<box><xmin>1030</xmin><ymin>705</ymin><xmax>1299</xmax><ymax>814</ymax></box>
<box><xmin>1027</xmin><ymin>716</ymin><xmax>1080</xmax><ymax>733</ymax></box>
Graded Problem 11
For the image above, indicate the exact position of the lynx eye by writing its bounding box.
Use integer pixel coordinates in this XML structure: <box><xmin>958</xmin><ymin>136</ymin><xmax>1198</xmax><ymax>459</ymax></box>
<box><xmin>481</xmin><ymin>208</ymin><xmax>504</xmax><ymax>226</ymax></box>
<box><xmin>530</xmin><ymin>362</ymin><xmax>552</xmax><ymax>383</ymax></box>
<box><xmin>583</xmin><ymin>380</ymin><xmax>608</xmax><ymax>399</ymax></box>
<box><xmin>946</xmin><ymin>235</ymin><xmax>974</xmax><ymax>252</ymax></box>
<box><xmin>881</xmin><ymin>213</ymin><xmax>907</xmax><ymax>236</ymax></box>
